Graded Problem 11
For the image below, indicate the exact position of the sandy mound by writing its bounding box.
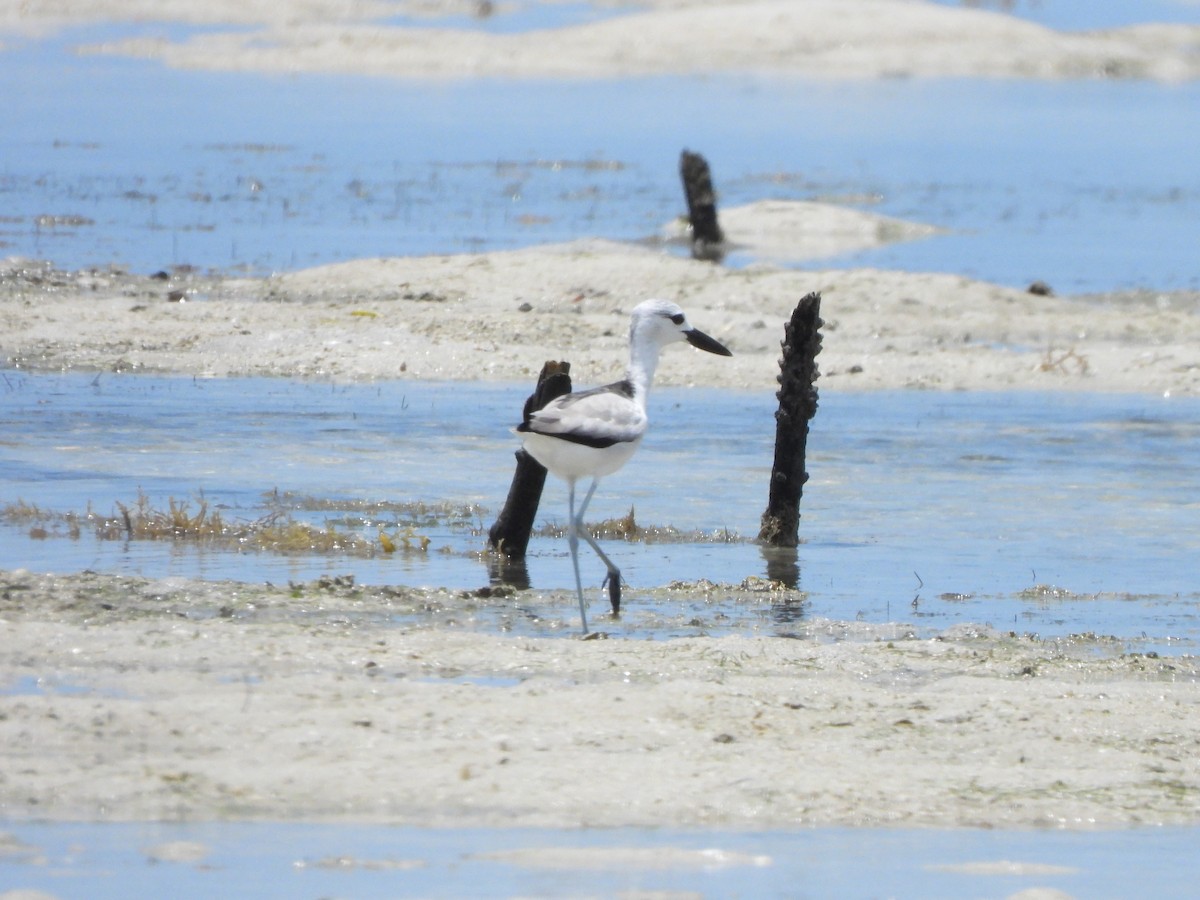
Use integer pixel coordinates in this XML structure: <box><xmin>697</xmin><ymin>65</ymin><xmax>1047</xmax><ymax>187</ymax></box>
<box><xmin>3</xmin><ymin>0</ymin><xmax>1198</xmax><ymax>81</ymax></box>
<box><xmin>4</xmin><ymin>213</ymin><xmax>1199</xmax><ymax>394</ymax></box>
<box><xmin>664</xmin><ymin>198</ymin><xmax>945</xmax><ymax>261</ymax></box>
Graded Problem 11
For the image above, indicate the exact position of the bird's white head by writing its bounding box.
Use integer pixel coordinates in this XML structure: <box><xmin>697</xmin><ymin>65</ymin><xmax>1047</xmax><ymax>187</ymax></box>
<box><xmin>623</xmin><ymin>299</ymin><xmax>731</xmax><ymax>399</ymax></box>
<box><xmin>629</xmin><ymin>298</ymin><xmax>732</xmax><ymax>357</ymax></box>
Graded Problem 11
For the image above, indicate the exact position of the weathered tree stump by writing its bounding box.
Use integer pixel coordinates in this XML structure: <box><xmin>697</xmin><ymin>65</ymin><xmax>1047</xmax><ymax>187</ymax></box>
<box><xmin>759</xmin><ymin>293</ymin><xmax>822</xmax><ymax>547</ymax></box>
<box><xmin>487</xmin><ymin>361</ymin><xmax>572</xmax><ymax>560</ymax></box>
<box><xmin>679</xmin><ymin>149</ymin><xmax>724</xmax><ymax>262</ymax></box>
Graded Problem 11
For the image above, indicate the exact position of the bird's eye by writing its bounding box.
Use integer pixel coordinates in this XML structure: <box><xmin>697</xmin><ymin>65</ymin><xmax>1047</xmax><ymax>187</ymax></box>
<box><xmin>669</xmin><ymin>313</ymin><xmax>685</xmax><ymax>325</ymax></box>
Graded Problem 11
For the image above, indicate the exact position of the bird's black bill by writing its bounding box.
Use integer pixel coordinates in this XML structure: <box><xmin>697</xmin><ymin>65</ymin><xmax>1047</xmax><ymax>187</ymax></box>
<box><xmin>685</xmin><ymin>328</ymin><xmax>733</xmax><ymax>356</ymax></box>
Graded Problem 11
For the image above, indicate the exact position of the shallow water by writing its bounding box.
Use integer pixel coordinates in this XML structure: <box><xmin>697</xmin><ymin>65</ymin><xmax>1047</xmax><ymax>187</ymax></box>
<box><xmin>1</xmin><ymin>820</ymin><xmax>1197</xmax><ymax>899</ymax></box>
<box><xmin>2</xmin><ymin>370</ymin><xmax>1198</xmax><ymax>651</ymax></box>
<box><xmin>3</xmin><ymin>25</ymin><xmax>1198</xmax><ymax>292</ymax></box>
<box><xmin>929</xmin><ymin>0</ymin><xmax>1200</xmax><ymax>29</ymax></box>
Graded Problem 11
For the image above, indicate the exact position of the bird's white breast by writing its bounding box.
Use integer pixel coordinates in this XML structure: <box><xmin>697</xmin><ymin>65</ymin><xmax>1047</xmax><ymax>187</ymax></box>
<box><xmin>522</xmin><ymin>431</ymin><xmax>643</xmax><ymax>481</ymax></box>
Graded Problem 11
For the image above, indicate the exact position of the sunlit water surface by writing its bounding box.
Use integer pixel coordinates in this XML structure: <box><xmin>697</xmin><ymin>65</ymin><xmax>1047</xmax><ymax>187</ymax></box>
<box><xmin>2</xmin><ymin>371</ymin><xmax>1197</xmax><ymax>651</ymax></box>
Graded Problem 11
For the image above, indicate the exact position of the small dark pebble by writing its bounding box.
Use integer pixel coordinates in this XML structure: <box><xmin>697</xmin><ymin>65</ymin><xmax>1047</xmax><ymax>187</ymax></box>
<box><xmin>1027</xmin><ymin>280</ymin><xmax>1054</xmax><ymax>296</ymax></box>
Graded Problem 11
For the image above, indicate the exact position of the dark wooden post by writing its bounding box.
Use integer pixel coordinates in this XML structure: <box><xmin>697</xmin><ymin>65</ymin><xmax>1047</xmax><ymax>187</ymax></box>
<box><xmin>679</xmin><ymin>149</ymin><xmax>724</xmax><ymax>262</ymax></box>
<box><xmin>758</xmin><ymin>293</ymin><xmax>822</xmax><ymax>547</ymax></box>
<box><xmin>487</xmin><ymin>361</ymin><xmax>572</xmax><ymax>559</ymax></box>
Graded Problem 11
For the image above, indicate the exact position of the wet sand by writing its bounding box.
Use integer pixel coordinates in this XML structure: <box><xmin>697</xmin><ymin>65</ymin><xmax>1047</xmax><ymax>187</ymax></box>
<box><xmin>2</xmin><ymin>0</ymin><xmax>1199</xmax><ymax>835</ymax></box>
<box><xmin>2</xmin><ymin>569</ymin><xmax>1198</xmax><ymax>829</ymax></box>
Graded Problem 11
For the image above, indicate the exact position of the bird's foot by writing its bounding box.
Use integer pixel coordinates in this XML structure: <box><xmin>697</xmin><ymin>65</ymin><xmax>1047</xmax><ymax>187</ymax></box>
<box><xmin>580</xmin><ymin>630</ymin><xmax>608</xmax><ymax>641</ymax></box>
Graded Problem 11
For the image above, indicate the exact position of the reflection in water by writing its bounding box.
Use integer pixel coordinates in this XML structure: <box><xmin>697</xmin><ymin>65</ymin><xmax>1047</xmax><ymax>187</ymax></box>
<box><xmin>771</xmin><ymin>595</ymin><xmax>807</xmax><ymax>626</ymax></box>
<box><xmin>761</xmin><ymin>545</ymin><xmax>807</xmax><ymax>624</ymax></box>
<box><xmin>761</xmin><ymin>544</ymin><xmax>800</xmax><ymax>591</ymax></box>
<box><xmin>486</xmin><ymin>553</ymin><xmax>531</xmax><ymax>591</ymax></box>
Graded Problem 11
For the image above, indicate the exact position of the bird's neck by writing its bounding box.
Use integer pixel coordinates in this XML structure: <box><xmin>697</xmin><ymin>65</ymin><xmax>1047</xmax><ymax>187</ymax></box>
<box><xmin>625</xmin><ymin>344</ymin><xmax>660</xmax><ymax>407</ymax></box>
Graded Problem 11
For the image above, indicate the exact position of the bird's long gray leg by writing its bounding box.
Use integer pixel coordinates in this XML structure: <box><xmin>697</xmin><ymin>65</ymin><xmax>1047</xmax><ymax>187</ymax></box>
<box><xmin>567</xmin><ymin>479</ymin><xmax>589</xmax><ymax>635</ymax></box>
<box><xmin>575</xmin><ymin>478</ymin><xmax>622</xmax><ymax>617</ymax></box>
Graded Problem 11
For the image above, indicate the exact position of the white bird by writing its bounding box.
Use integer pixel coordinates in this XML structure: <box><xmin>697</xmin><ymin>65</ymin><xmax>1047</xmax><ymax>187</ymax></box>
<box><xmin>518</xmin><ymin>298</ymin><xmax>732</xmax><ymax>634</ymax></box>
